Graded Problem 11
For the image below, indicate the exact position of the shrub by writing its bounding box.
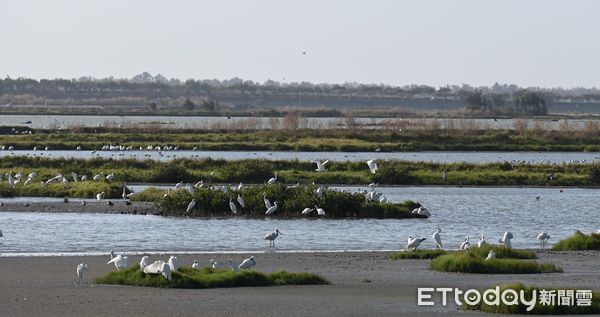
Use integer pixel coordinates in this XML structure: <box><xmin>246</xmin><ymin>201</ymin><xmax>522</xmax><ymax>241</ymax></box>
<box><xmin>148</xmin><ymin>165</ymin><xmax>191</xmax><ymax>183</ymax></box>
<box><xmin>390</xmin><ymin>250</ymin><xmax>448</xmax><ymax>260</ymax></box>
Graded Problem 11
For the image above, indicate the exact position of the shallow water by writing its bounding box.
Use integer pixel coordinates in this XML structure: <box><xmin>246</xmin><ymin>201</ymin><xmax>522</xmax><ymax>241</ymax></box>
<box><xmin>0</xmin><ymin>186</ymin><xmax>597</xmax><ymax>255</ymax></box>
<box><xmin>1</xmin><ymin>149</ymin><xmax>598</xmax><ymax>164</ymax></box>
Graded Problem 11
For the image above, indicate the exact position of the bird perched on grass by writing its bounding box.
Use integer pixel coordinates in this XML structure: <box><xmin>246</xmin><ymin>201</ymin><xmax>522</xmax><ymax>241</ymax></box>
<box><xmin>107</xmin><ymin>254</ymin><xmax>130</xmax><ymax>270</ymax></box>
<box><xmin>485</xmin><ymin>250</ymin><xmax>496</xmax><ymax>260</ymax></box>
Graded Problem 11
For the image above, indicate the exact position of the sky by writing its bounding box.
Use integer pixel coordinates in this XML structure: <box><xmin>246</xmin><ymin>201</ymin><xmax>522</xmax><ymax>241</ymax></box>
<box><xmin>1</xmin><ymin>0</ymin><xmax>599</xmax><ymax>88</ymax></box>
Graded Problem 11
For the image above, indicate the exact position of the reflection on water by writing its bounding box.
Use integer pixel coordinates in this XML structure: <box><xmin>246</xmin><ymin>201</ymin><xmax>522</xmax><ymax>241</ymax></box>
<box><xmin>0</xmin><ymin>187</ymin><xmax>597</xmax><ymax>254</ymax></box>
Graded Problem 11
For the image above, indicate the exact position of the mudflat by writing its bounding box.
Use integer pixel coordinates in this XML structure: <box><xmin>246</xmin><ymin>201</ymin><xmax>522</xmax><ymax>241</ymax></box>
<box><xmin>0</xmin><ymin>251</ymin><xmax>597</xmax><ymax>317</ymax></box>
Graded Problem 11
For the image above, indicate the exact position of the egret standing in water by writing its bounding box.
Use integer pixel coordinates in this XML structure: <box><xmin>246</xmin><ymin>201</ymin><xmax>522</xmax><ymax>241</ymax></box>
<box><xmin>238</xmin><ymin>256</ymin><xmax>256</xmax><ymax>270</ymax></box>
<box><xmin>186</xmin><ymin>199</ymin><xmax>196</xmax><ymax>213</ymax></box>
<box><xmin>537</xmin><ymin>232</ymin><xmax>550</xmax><ymax>249</ymax></box>
<box><xmin>76</xmin><ymin>263</ymin><xmax>89</xmax><ymax>284</ymax></box>
<box><xmin>432</xmin><ymin>228</ymin><xmax>443</xmax><ymax>250</ymax></box>
<box><xmin>315</xmin><ymin>205</ymin><xmax>326</xmax><ymax>216</ymax></box>
<box><xmin>265</xmin><ymin>229</ymin><xmax>283</xmax><ymax>246</ymax></box>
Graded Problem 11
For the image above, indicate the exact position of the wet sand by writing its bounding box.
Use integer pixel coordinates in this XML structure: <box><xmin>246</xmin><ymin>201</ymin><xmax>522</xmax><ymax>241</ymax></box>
<box><xmin>0</xmin><ymin>251</ymin><xmax>598</xmax><ymax>317</ymax></box>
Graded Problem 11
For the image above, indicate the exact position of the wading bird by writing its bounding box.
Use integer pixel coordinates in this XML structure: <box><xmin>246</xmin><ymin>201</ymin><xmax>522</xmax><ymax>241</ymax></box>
<box><xmin>209</xmin><ymin>259</ymin><xmax>219</xmax><ymax>269</ymax></box>
<box><xmin>366</xmin><ymin>160</ymin><xmax>378</xmax><ymax>174</ymax></box>
<box><xmin>432</xmin><ymin>228</ymin><xmax>443</xmax><ymax>250</ymax></box>
<box><xmin>267</xmin><ymin>172</ymin><xmax>278</xmax><ymax>184</ymax></box>
<box><xmin>537</xmin><ymin>232</ymin><xmax>550</xmax><ymax>249</ymax></box>
<box><xmin>237</xmin><ymin>194</ymin><xmax>245</xmax><ymax>208</ymax></box>
<box><xmin>265</xmin><ymin>229</ymin><xmax>283</xmax><ymax>246</ymax></box>
<box><xmin>459</xmin><ymin>236</ymin><xmax>471</xmax><ymax>251</ymax></box>
<box><xmin>76</xmin><ymin>263</ymin><xmax>88</xmax><ymax>284</ymax></box>
<box><xmin>406</xmin><ymin>236</ymin><xmax>427</xmax><ymax>251</ymax></box>
<box><xmin>315</xmin><ymin>205</ymin><xmax>326</xmax><ymax>216</ymax></box>
<box><xmin>485</xmin><ymin>250</ymin><xmax>496</xmax><ymax>260</ymax></box>
<box><xmin>186</xmin><ymin>199</ymin><xmax>196</xmax><ymax>213</ymax></box>
<box><xmin>140</xmin><ymin>256</ymin><xmax>150</xmax><ymax>271</ymax></box>
<box><xmin>229</xmin><ymin>197</ymin><xmax>238</xmax><ymax>214</ymax></box>
<box><xmin>263</xmin><ymin>193</ymin><xmax>272</xmax><ymax>209</ymax></box>
<box><xmin>168</xmin><ymin>256</ymin><xmax>179</xmax><ymax>271</ymax></box>
<box><xmin>478</xmin><ymin>235</ymin><xmax>488</xmax><ymax>248</ymax></box>
<box><xmin>265</xmin><ymin>201</ymin><xmax>279</xmax><ymax>215</ymax></box>
<box><xmin>238</xmin><ymin>256</ymin><xmax>256</xmax><ymax>270</ymax></box>
<box><xmin>107</xmin><ymin>254</ymin><xmax>130</xmax><ymax>270</ymax></box>
<box><xmin>311</xmin><ymin>160</ymin><xmax>329</xmax><ymax>172</ymax></box>
<box><xmin>143</xmin><ymin>260</ymin><xmax>172</xmax><ymax>281</ymax></box>
<box><xmin>499</xmin><ymin>232</ymin><xmax>513</xmax><ymax>248</ymax></box>
<box><xmin>192</xmin><ymin>260</ymin><xmax>200</xmax><ymax>269</ymax></box>
<box><xmin>96</xmin><ymin>192</ymin><xmax>105</xmax><ymax>200</ymax></box>
<box><xmin>316</xmin><ymin>186</ymin><xmax>324</xmax><ymax>200</ymax></box>
<box><xmin>301</xmin><ymin>207</ymin><xmax>313</xmax><ymax>215</ymax></box>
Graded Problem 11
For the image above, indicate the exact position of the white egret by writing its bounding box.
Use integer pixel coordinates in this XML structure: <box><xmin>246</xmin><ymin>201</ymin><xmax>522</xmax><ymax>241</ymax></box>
<box><xmin>485</xmin><ymin>250</ymin><xmax>496</xmax><ymax>260</ymax></box>
<box><xmin>536</xmin><ymin>232</ymin><xmax>550</xmax><ymax>249</ymax></box>
<box><xmin>76</xmin><ymin>263</ymin><xmax>89</xmax><ymax>284</ymax></box>
<box><xmin>168</xmin><ymin>256</ymin><xmax>180</xmax><ymax>272</ymax></box>
<box><xmin>238</xmin><ymin>256</ymin><xmax>256</xmax><ymax>270</ymax></box>
<box><xmin>107</xmin><ymin>254</ymin><xmax>130</xmax><ymax>270</ymax></box>
<box><xmin>379</xmin><ymin>196</ymin><xmax>388</xmax><ymax>204</ymax></box>
<box><xmin>312</xmin><ymin>160</ymin><xmax>329</xmax><ymax>172</ymax></box>
<box><xmin>301</xmin><ymin>207</ymin><xmax>313</xmax><ymax>215</ymax></box>
<box><xmin>263</xmin><ymin>193</ymin><xmax>272</xmax><ymax>209</ymax></box>
<box><xmin>186</xmin><ymin>184</ymin><xmax>195</xmax><ymax>196</ymax></box>
<box><xmin>209</xmin><ymin>259</ymin><xmax>219</xmax><ymax>269</ymax></box>
<box><xmin>228</xmin><ymin>259</ymin><xmax>239</xmax><ymax>272</ymax></box>
<box><xmin>315</xmin><ymin>186</ymin><xmax>324</xmax><ymax>200</ymax></box>
<box><xmin>93</xmin><ymin>173</ymin><xmax>104</xmax><ymax>181</ymax></box>
<box><xmin>432</xmin><ymin>228</ymin><xmax>443</xmax><ymax>250</ymax></box>
<box><xmin>140</xmin><ymin>256</ymin><xmax>150</xmax><ymax>271</ymax></box>
<box><xmin>366</xmin><ymin>160</ymin><xmax>378</xmax><ymax>174</ymax></box>
<box><xmin>142</xmin><ymin>260</ymin><xmax>172</xmax><ymax>280</ymax></box>
<box><xmin>61</xmin><ymin>177</ymin><xmax>69</xmax><ymax>188</ymax></box>
<box><xmin>96</xmin><ymin>192</ymin><xmax>105</xmax><ymax>201</ymax></box>
<box><xmin>459</xmin><ymin>236</ymin><xmax>471</xmax><ymax>251</ymax></box>
<box><xmin>267</xmin><ymin>172</ymin><xmax>277</xmax><ymax>184</ymax></box>
<box><xmin>192</xmin><ymin>260</ymin><xmax>200</xmax><ymax>269</ymax></box>
<box><xmin>175</xmin><ymin>181</ymin><xmax>184</xmax><ymax>189</ymax></box>
<box><xmin>237</xmin><ymin>194</ymin><xmax>245</xmax><ymax>208</ymax></box>
<box><xmin>265</xmin><ymin>229</ymin><xmax>283</xmax><ymax>246</ymax></box>
<box><xmin>265</xmin><ymin>202</ymin><xmax>279</xmax><ymax>215</ymax></box>
<box><xmin>315</xmin><ymin>205</ymin><xmax>326</xmax><ymax>216</ymax></box>
<box><xmin>229</xmin><ymin>197</ymin><xmax>238</xmax><ymax>214</ymax></box>
<box><xmin>478</xmin><ymin>235</ymin><xmax>488</xmax><ymax>248</ymax></box>
<box><xmin>406</xmin><ymin>236</ymin><xmax>427</xmax><ymax>251</ymax></box>
<box><xmin>194</xmin><ymin>180</ymin><xmax>204</xmax><ymax>188</ymax></box>
<box><xmin>498</xmin><ymin>232</ymin><xmax>513</xmax><ymax>248</ymax></box>
<box><xmin>161</xmin><ymin>262</ymin><xmax>172</xmax><ymax>280</ymax></box>
<box><xmin>23</xmin><ymin>178</ymin><xmax>32</xmax><ymax>186</ymax></box>
<box><xmin>186</xmin><ymin>199</ymin><xmax>196</xmax><ymax>213</ymax></box>
<box><xmin>81</xmin><ymin>175</ymin><xmax>88</xmax><ymax>181</ymax></box>
<box><xmin>417</xmin><ymin>206</ymin><xmax>431</xmax><ymax>217</ymax></box>
<box><xmin>237</xmin><ymin>182</ymin><xmax>243</xmax><ymax>191</ymax></box>
<box><xmin>105</xmin><ymin>173</ymin><xmax>115</xmax><ymax>182</ymax></box>
<box><xmin>162</xmin><ymin>188</ymin><xmax>171</xmax><ymax>198</ymax></box>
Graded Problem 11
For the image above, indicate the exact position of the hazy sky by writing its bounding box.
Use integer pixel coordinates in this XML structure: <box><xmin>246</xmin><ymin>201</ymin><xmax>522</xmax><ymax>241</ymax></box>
<box><xmin>1</xmin><ymin>0</ymin><xmax>599</xmax><ymax>87</ymax></box>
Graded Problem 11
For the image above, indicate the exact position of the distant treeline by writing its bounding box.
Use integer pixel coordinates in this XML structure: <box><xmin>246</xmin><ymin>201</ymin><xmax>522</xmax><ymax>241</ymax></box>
<box><xmin>1</xmin><ymin>73</ymin><xmax>597</xmax><ymax>115</ymax></box>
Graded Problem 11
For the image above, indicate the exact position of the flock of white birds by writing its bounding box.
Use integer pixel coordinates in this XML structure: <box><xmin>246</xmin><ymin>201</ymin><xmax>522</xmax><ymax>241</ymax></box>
<box><xmin>406</xmin><ymin>229</ymin><xmax>552</xmax><ymax>260</ymax></box>
<box><xmin>76</xmin><ymin>251</ymin><xmax>257</xmax><ymax>284</ymax></box>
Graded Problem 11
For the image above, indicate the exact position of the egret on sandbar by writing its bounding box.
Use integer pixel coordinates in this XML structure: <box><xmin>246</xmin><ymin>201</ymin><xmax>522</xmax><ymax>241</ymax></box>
<box><xmin>406</xmin><ymin>236</ymin><xmax>426</xmax><ymax>251</ymax></box>
<box><xmin>76</xmin><ymin>263</ymin><xmax>88</xmax><ymax>284</ymax></box>
<box><xmin>432</xmin><ymin>228</ymin><xmax>443</xmax><ymax>250</ymax></box>
<box><xmin>238</xmin><ymin>256</ymin><xmax>256</xmax><ymax>270</ymax></box>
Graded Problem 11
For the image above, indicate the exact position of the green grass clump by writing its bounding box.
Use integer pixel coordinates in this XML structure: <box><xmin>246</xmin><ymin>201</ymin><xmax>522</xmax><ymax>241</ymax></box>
<box><xmin>465</xmin><ymin>283</ymin><xmax>600</xmax><ymax>314</ymax></box>
<box><xmin>470</xmin><ymin>245</ymin><xmax>537</xmax><ymax>259</ymax></box>
<box><xmin>553</xmin><ymin>231</ymin><xmax>600</xmax><ymax>251</ymax></box>
<box><xmin>0</xmin><ymin>181</ymin><xmax>122</xmax><ymax>199</ymax></box>
<box><xmin>430</xmin><ymin>252</ymin><xmax>561</xmax><ymax>274</ymax></box>
<box><xmin>390</xmin><ymin>250</ymin><xmax>449</xmax><ymax>260</ymax></box>
<box><xmin>95</xmin><ymin>265</ymin><xmax>329</xmax><ymax>289</ymax></box>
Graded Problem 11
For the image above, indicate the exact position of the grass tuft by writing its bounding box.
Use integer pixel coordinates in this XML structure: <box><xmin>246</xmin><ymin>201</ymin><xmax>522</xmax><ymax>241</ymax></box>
<box><xmin>429</xmin><ymin>252</ymin><xmax>561</xmax><ymax>274</ymax></box>
<box><xmin>390</xmin><ymin>250</ymin><xmax>448</xmax><ymax>260</ymax></box>
<box><xmin>95</xmin><ymin>265</ymin><xmax>329</xmax><ymax>289</ymax></box>
<box><xmin>552</xmin><ymin>231</ymin><xmax>600</xmax><ymax>251</ymax></box>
